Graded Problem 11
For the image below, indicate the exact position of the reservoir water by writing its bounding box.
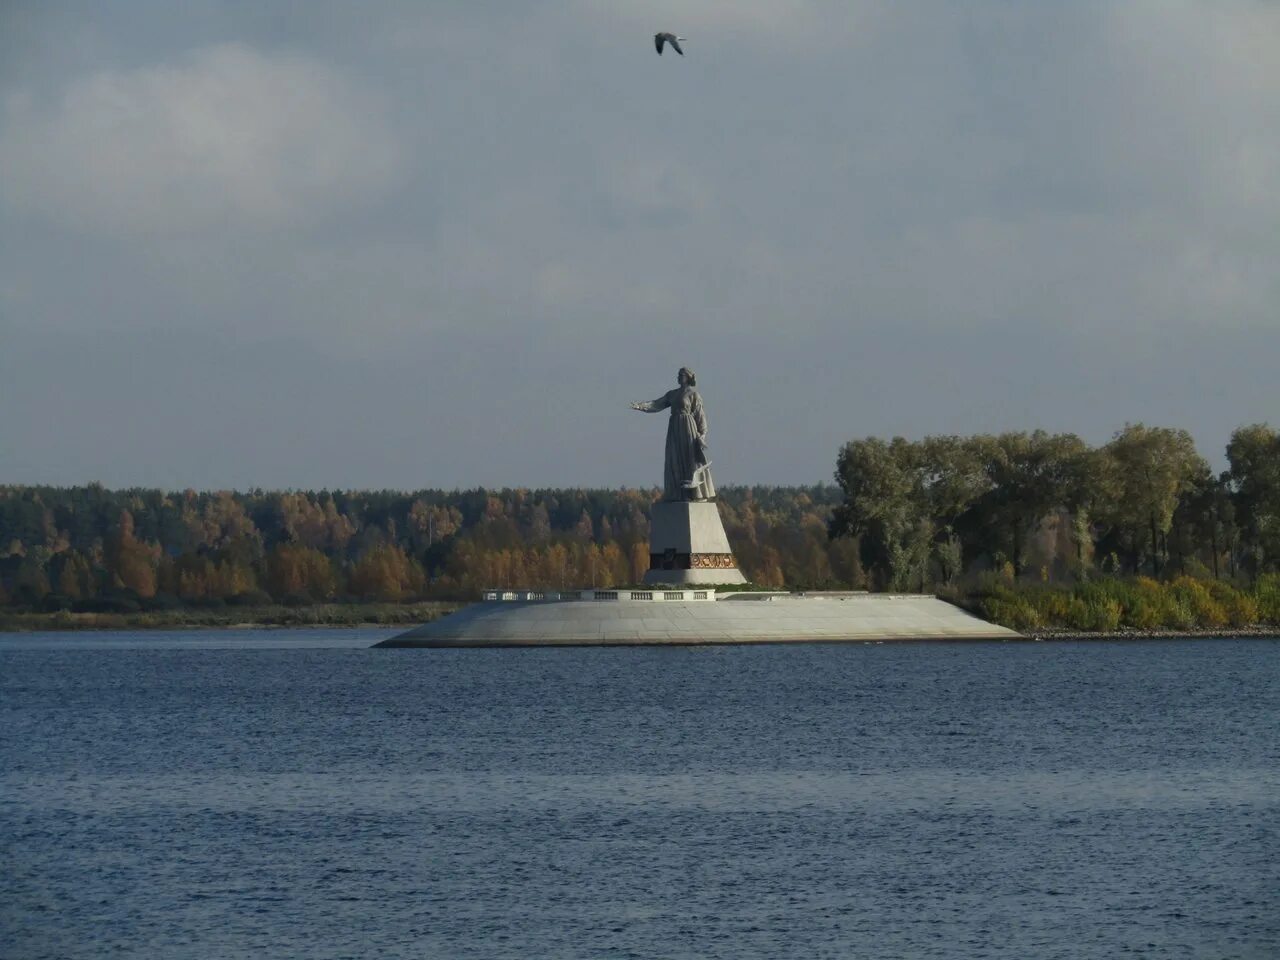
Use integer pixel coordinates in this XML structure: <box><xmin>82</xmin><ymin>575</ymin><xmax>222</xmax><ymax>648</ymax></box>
<box><xmin>2</xmin><ymin>630</ymin><xmax>1277</xmax><ymax>959</ymax></box>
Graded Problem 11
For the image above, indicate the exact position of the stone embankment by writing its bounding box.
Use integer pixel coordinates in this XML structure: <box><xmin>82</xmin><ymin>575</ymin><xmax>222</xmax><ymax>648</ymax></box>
<box><xmin>378</xmin><ymin>591</ymin><xmax>1020</xmax><ymax>647</ymax></box>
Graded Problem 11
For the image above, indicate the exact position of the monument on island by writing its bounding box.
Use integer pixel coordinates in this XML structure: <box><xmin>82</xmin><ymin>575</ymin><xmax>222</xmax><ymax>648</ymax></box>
<box><xmin>378</xmin><ymin>368</ymin><xmax>1019</xmax><ymax>647</ymax></box>
<box><xmin>629</xmin><ymin>367</ymin><xmax>747</xmax><ymax>585</ymax></box>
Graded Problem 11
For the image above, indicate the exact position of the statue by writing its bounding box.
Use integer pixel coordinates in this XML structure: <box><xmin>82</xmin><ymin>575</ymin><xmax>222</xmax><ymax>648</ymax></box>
<box><xmin>630</xmin><ymin>367</ymin><xmax>716</xmax><ymax>501</ymax></box>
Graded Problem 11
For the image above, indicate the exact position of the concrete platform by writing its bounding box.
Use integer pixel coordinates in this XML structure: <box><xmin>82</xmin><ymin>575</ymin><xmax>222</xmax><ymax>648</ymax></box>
<box><xmin>376</xmin><ymin>591</ymin><xmax>1020</xmax><ymax>647</ymax></box>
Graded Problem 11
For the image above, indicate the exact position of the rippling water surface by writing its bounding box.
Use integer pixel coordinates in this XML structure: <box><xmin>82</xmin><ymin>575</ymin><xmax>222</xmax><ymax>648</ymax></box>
<box><xmin>3</xmin><ymin>630</ymin><xmax>1278</xmax><ymax>959</ymax></box>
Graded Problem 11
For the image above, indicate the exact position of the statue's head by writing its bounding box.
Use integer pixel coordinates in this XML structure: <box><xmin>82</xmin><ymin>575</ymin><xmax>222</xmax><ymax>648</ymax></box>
<box><xmin>677</xmin><ymin>367</ymin><xmax>696</xmax><ymax>387</ymax></box>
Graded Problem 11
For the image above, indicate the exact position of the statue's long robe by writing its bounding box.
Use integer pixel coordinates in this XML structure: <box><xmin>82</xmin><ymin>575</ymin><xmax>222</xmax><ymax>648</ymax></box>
<box><xmin>636</xmin><ymin>386</ymin><xmax>716</xmax><ymax>501</ymax></box>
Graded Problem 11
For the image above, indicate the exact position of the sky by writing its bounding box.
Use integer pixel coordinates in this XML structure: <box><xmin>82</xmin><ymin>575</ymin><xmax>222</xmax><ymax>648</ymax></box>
<box><xmin>2</xmin><ymin>1</ymin><xmax>1277</xmax><ymax>491</ymax></box>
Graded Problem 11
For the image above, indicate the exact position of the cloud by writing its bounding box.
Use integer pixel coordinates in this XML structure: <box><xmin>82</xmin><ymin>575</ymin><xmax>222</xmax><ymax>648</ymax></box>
<box><xmin>1122</xmin><ymin>2</ymin><xmax>1280</xmax><ymax>216</ymax></box>
<box><xmin>0</xmin><ymin>43</ymin><xmax>402</xmax><ymax>235</ymax></box>
<box><xmin>2</xmin><ymin>2</ymin><xmax>1279</xmax><ymax>488</ymax></box>
<box><xmin>1093</xmin><ymin>2</ymin><xmax>1280</xmax><ymax>327</ymax></box>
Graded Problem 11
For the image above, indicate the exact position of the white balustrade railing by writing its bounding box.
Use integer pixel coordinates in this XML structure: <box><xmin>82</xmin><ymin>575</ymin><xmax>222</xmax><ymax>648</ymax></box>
<box><xmin>481</xmin><ymin>588</ymin><xmax>717</xmax><ymax>602</ymax></box>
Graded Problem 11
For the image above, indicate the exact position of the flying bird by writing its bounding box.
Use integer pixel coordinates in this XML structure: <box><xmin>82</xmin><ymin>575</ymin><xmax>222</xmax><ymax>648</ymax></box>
<box><xmin>654</xmin><ymin>32</ymin><xmax>685</xmax><ymax>56</ymax></box>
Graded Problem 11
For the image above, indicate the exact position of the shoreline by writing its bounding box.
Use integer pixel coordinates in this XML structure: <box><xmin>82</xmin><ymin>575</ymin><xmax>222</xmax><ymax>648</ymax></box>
<box><xmin>3</xmin><ymin>605</ymin><xmax>1278</xmax><ymax>640</ymax></box>
<box><xmin>0</xmin><ymin>602</ymin><xmax>461</xmax><ymax>633</ymax></box>
<box><xmin>1027</xmin><ymin>625</ymin><xmax>1280</xmax><ymax>641</ymax></box>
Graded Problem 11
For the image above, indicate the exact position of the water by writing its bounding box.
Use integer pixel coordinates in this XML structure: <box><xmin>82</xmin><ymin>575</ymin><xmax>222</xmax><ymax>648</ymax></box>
<box><xmin>2</xmin><ymin>631</ymin><xmax>1277</xmax><ymax>959</ymax></box>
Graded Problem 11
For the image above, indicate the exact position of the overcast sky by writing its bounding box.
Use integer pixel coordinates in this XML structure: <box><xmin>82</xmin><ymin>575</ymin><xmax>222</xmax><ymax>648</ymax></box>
<box><xmin>2</xmin><ymin>1</ymin><xmax>1277</xmax><ymax>491</ymax></box>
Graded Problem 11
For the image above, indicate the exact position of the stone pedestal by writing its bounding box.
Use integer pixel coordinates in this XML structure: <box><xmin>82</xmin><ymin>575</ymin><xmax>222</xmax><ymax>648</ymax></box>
<box><xmin>643</xmin><ymin>501</ymin><xmax>748</xmax><ymax>585</ymax></box>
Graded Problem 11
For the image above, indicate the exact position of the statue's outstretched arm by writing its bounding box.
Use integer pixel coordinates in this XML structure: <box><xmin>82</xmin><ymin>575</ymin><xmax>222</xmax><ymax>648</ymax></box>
<box><xmin>630</xmin><ymin>394</ymin><xmax>671</xmax><ymax>413</ymax></box>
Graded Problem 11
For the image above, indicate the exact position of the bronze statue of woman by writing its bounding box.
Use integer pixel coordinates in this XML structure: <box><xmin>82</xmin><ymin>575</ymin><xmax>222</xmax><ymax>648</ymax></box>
<box><xmin>630</xmin><ymin>367</ymin><xmax>716</xmax><ymax>501</ymax></box>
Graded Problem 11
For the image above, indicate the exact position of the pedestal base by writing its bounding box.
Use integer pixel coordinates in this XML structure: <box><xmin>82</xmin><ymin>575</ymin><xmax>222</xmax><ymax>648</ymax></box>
<box><xmin>643</xmin><ymin>500</ymin><xmax>748</xmax><ymax>585</ymax></box>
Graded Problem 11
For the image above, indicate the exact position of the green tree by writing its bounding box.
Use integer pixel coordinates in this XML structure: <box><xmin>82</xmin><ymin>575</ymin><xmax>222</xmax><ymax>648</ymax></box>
<box><xmin>14</xmin><ymin>551</ymin><xmax>52</xmax><ymax>605</ymax></box>
<box><xmin>970</xmin><ymin>431</ymin><xmax>1090</xmax><ymax>579</ymax></box>
<box><xmin>1226</xmin><ymin>423</ymin><xmax>1280</xmax><ymax>578</ymax></box>
<box><xmin>831</xmin><ymin>437</ymin><xmax>926</xmax><ymax>589</ymax></box>
<box><xmin>1097</xmin><ymin>424</ymin><xmax>1208</xmax><ymax>577</ymax></box>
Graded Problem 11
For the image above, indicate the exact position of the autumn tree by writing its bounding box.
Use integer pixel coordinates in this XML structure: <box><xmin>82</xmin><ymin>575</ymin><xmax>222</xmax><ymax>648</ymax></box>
<box><xmin>347</xmin><ymin>544</ymin><xmax>426</xmax><ymax>602</ymax></box>
<box><xmin>108</xmin><ymin>510</ymin><xmax>159</xmax><ymax>598</ymax></box>
<box><xmin>265</xmin><ymin>544</ymin><xmax>338</xmax><ymax>601</ymax></box>
<box><xmin>55</xmin><ymin>550</ymin><xmax>95</xmax><ymax>600</ymax></box>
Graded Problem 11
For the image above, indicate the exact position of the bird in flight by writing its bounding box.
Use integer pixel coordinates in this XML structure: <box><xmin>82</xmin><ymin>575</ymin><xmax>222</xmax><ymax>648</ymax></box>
<box><xmin>654</xmin><ymin>32</ymin><xmax>686</xmax><ymax>56</ymax></box>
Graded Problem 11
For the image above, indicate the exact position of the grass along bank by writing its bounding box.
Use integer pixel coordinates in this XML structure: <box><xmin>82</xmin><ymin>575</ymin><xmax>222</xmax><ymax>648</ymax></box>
<box><xmin>0</xmin><ymin>602</ymin><xmax>460</xmax><ymax>632</ymax></box>
<box><xmin>947</xmin><ymin>574</ymin><xmax>1280</xmax><ymax>634</ymax></box>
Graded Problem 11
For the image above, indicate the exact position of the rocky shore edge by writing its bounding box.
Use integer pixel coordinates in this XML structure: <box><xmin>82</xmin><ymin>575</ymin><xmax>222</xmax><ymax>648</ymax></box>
<box><xmin>1025</xmin><ymin>625</ymin><xmax>1280</xmax><ymax>641</ymax></box>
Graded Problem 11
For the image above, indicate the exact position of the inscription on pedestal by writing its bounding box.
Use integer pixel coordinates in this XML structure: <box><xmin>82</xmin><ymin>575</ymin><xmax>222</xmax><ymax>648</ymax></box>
<box><xmin>650</xmin><ymin>552</ymin><xmax>738</xmax><ymax>571</ymax></box>
<box><xmin>691</xmin><ymin>553</ymin><xmax>738</xmax><ymax>569</ymax></box>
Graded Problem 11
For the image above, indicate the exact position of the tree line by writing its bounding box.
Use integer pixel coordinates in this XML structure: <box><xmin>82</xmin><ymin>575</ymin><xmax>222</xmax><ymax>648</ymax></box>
<box><xmin>2</xmin><ymin>421</ymin><xmax>1276</xmax><ymax>614</ymax></box>
<box><xmin>0</xmin><ymin>484</ymin><xmax>850</xmax><ymax>612</ymax></box>
<box><xmin>831</xmin><ymin>422</ymin><xmax>1280</xmax><ymax>590</ymax></box>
